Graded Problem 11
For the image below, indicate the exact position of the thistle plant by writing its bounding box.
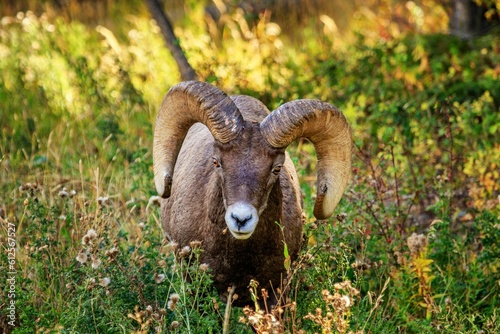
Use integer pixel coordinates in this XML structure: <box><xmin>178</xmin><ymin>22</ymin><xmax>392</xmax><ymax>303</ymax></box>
<box><xmin>304</xmin><ymin>281</ymin><xmax>360</xmax><ymax>334</ymax></box>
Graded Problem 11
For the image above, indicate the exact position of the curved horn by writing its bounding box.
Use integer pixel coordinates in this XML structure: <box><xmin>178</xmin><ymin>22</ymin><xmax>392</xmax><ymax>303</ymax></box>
<box><xmin>153</xmin><ymin>81</ymin><xmax>244</xmax><ymax>198</ymax></box>
<box><xmin>260</xmin><ymin>100</ymin><xmax>352</xmax><ymax>220</ymax></box>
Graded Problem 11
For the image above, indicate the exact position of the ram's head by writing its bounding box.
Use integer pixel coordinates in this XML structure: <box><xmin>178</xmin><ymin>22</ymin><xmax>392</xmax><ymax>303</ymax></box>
<box><xmin>153</xmin><ymin>81</ymin><xmax>351</xmax><ymax>239</ymax></box>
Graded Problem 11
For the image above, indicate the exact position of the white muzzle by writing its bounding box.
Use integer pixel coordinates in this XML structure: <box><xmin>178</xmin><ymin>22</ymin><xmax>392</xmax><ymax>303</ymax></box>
<box><xmin>225</xmin><ymin>202</ymin><xmax>259</xmax><ymax>240</ymax></box>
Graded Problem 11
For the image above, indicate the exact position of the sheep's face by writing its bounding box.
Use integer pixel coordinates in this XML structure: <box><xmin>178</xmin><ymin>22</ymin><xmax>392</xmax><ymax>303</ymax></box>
<box><xmin>212</xmin><ymin>123</ymin><xmax>285</xmax><ymax>240</ymax></box>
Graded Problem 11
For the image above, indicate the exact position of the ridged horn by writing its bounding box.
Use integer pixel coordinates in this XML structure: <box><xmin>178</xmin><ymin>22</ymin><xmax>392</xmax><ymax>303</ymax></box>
<box><xmin>153</xmin><ymin>81</ymin><xmax>244</xmax><ymax>198</ymax></box>
<box><xmin>260</xmin><ymin>100</ymin><xmax>352</xmax><ymax>220</ymax></box>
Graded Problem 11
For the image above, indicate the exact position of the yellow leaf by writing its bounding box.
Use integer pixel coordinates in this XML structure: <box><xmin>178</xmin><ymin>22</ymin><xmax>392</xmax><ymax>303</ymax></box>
<box><xmin>308</xmin><ymin>235</ymin><xmax>317</xmax><ymax>247</ymax></box>
<box><xmin>418</xmin><ymin>302</ymin><xmax>429</xmax><ymax>308</ymax></box>
<box><xmin>414</xmin><ymin>258</ymin><xmax>434</xmax><ymax>267</ymax></box>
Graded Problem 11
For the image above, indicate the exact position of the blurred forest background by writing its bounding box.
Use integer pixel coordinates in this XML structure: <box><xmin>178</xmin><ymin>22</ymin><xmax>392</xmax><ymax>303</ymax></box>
<box><xmin>0</xmin><ymin>0</ymin><xmax>499</xmax><ymax>333</ymax></box>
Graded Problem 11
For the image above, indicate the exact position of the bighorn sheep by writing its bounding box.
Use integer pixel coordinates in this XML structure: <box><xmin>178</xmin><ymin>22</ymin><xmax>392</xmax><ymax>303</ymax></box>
<box><xmin>153</xmin><ymin>81</ymin><xmax>351</xmax><ymax>306</ymax></box>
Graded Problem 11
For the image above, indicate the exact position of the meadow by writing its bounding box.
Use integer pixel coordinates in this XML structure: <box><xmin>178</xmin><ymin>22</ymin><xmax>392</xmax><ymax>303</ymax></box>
<box><xmin>0</xmin><ymin>2</ymin><xmax>499</xmax><ymax>333</ymax></box>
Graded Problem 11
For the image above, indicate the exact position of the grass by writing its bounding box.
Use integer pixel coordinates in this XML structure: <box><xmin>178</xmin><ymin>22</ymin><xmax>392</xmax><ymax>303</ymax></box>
<box><xmin>1</xmin><ymin>6</ymin><xmax>499</xmax><ymax>334</ymax></box>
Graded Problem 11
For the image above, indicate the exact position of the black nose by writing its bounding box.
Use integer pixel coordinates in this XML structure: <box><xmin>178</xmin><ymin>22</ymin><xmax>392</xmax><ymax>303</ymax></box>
<box><xmin>231</xmin><ymin>213</ymin><xmax>251</xmax><ymax>228</ymax></box>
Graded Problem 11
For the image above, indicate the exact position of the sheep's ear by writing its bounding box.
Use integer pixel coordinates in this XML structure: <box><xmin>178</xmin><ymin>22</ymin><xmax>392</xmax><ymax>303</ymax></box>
<box><xmin>260</xmin><ymin>100</ymin><xmax>352</xmax><ymax>219</ymax></box>
<box><xmin>153</xmin><ymin>81</ymin><xmax>244</xmax><ymax>198</ymax></box>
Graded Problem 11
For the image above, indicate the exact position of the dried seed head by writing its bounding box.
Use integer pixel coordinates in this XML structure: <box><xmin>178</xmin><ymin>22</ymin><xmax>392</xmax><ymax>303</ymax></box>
<box><xmin>58</xmin><ymin>187</ymin><xmax>69</xmax><ymax>198</ymax></box>
<box><xmin>165</xmin><ymin>241</ymin><xmax>178</xmax><ymax>254</ymax></box>
<box><xmin>212</xmin><ymin>298</ymin><xmax>219</xmax><ymax>311</ymax></box>
<box><xmin>106</xmin><ymin>247</ymin><xmax>119</xmax><ymax>259</ymax></box>
<box><xmin>394</xmin><ymin>251</ymin><xmax>405</xmax><ymax>265</ymax></box>
<box><xmin>334</xmin><ymin>281</ymin><xmax>346</xmax><ymax>290</ymax></box>
<box><xmin>199</xmin><ymin>263</ymin><xmax>209</xmax><ymax>272</ymax></box>
<box><xmin>336</xmin><ymin>212</ymin><xmax>348</xmax><ymax>221</ymax></box>
<box><xmin>97</xmin><ymin>196</ymin><xmax>109</xmax><ymax>206</ymax></box>
<box><xmin>20</xmin><ymin>182</ymin><xmax>38</xmax><ymax>191</ymax></box>
<box><xmin>189</xmin><ymin>240</ymin><xmax>202</xmax><ymax>249</ymax></box>
<box><xmin>82</xmin><ymin>235</ymin><xmax>90</xmax><ymax>245</ymax></box>
<box><xmin>154</xmin><ymin>273</ymin><xmax>165</xmax><ymax>284</ymax></box>
<box><xmin>352</xmin><ymin>259</ymin><xmax>371</xmax><ymax>270</ymax></box>
<box><xmin>169</xmin><ymin>293</ymin><xmax>180</xmax><ymax>303</ymax></box>
<box><xmin>148</xmin><ymin>195</ymin><xmax>161</xmax><ymax>207</ymax></box>
<box><xmin>178</xmin><ymin>245</ymin><xmax>191</xmax><ymax>258</ymax></box>
<box><xmin>99</xmin><ymin>277</ymin><xmax>111</xmax><ymax>287</ymax></box>
<box><xmin>407</xmin><ymin>232</ymin><xmax>428</xmax><ymax>256</ymax></box>
<box><xmin>76</xmin><ymin>251</ymin><xmax>88</xmax><ymax>264</ymax></box>
<box><xmin>91</xmin><ymin>257</ymin><xmax>102</xmax><ymax>269</ymax></box>
<box><xmin>85</xmin><ymin>277</ymin><xmax>96</xmax><ymax>290</ymax></box>
<box><xmin>248</xmin><ymin>315</ymin><xmax>260</xmax><ymax>325</ymax></box>
<box><xmin>87</xmin><ymin>228</ymin><xmax>98</xmax><ymax>240</ymax></box>
<box><xmin>145</xmin><ymin>305</ymin><xmax>153</xmax><ymax>315</ymax></box>
<box><xmin>171</xmin><ymin>321</ymin><xmax>179</xmax><ymax>328</ymax></box>
<box><xmin>341</xmin><ymin>295</ymin><xmax>351</xmax><ymax>308</ymax></box>
<box><xmin>243</xmin><ymin>306</ymin><xmax>252</xmax><ymax>316</ymax></box>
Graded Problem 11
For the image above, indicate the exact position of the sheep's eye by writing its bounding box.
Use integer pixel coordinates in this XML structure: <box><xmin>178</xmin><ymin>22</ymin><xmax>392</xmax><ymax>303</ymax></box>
<box><xmin>212</xmin><ymin>158</ymin><xmax>221</xmax><ymax>168</ymax></box>
<box><xmin>272</xmin><ymin>165</ymin><xmax>282</xmax><ymax>175</ymax></box>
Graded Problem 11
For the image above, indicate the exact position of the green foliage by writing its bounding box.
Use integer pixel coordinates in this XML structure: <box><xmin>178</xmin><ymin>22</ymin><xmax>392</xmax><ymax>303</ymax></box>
<box><xmin>0</xmin><ymin>192</ymin><xmax>224</xmax><ymax>333</ymax></box>
<box><xmin>1</xmin><ymin>5</ymin><xmax>499</xmax><ymax>334</ymax></box>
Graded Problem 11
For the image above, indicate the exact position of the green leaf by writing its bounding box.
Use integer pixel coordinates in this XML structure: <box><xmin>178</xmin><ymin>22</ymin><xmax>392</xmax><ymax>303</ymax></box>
<box><xmin>283</xmin><ymin>241</ymin><xmax>290</xmax><ymax>271</ymax></box>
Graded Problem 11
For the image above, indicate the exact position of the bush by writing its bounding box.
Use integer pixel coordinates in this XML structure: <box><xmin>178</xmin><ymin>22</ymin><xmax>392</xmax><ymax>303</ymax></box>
<box><xmin>1</xmin><ymin>8</ymin><xmax>498</xmax><ymax>333</ymax></box>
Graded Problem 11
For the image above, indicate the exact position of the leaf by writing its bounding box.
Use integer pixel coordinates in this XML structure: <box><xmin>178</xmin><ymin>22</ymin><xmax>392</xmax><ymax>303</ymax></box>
<box><xmin>414</xmin><ymin>258</ymin><xmax>434</xmax><ymax>268</ymax></box>
<box><xmin>284</xmin><ymin>256</ymin><xmax>291</xmax><ymax>271</ymax></box>
<box><xmin>308</xmin><ymin>235</ymin><xmax>317</xmax><ymax>247</ymax></box>
<box><xmin>283</xmin><ymin>241</ymin><xmax>291</xmax><ymax>271</ymax></box>
<box><xmin>426</xmin><ymin>274</ymin><xmax>436</xmax><ymax>282</ymax></box>
<box><xmin>283</xmin><ymin>241</ymin><xmax>289</xmax><ymax>258</ymax></box>
<box><xmin>418</xmin><ymin>302</ymin><xmax>429</xmax><ymax>308</ymax></box>
<box><xmin>432</xmin><ymin>293</ymin><xmax>446</xmax><ymax>300</ymax></box>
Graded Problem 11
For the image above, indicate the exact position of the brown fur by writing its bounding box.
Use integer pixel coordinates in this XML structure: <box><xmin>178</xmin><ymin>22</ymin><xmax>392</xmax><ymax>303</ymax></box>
<box><xmin>161</xmin><ymin>98</ymin><xmax>303</xmax><ymax>307</ymax></box>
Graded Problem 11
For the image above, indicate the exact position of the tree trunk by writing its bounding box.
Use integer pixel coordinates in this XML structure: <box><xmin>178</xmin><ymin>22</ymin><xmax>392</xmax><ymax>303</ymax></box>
<box><xmin>449</xmin><ymin>0</ymin><xmax>490</xmax><ymax>39</ymax></box>
<box><xmin>145</xmin><ymin>0</ymin><xmax>197</xmax><ymax>81</ymax></box>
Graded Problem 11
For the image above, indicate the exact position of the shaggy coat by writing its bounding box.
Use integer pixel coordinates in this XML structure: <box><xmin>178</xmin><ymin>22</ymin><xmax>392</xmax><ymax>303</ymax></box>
<box><xmin>162</xmin><ymin>101</ymin><xmax>303</xmax><ymax>306</ymax></box>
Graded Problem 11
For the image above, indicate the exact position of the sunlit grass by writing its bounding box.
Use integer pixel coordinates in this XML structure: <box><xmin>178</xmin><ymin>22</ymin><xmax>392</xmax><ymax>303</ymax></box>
<box><xmin>1</xmin><ymin>7</ymin><xmax>499</xmax><ymax>333</ymax></box>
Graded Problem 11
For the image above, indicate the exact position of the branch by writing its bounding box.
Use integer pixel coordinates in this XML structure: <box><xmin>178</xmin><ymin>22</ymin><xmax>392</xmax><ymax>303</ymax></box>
<box><xmin>145</xmin><ymin>0</ymin><xmax>198</xmax><ymax>81</ymax></box>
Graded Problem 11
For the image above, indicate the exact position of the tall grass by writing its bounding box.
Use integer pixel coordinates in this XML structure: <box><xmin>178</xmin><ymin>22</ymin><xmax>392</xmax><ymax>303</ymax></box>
<box><xmin>1</xmin><ymin>6</ymin><xmax>499</xmax><ymax>333</ymax></box>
